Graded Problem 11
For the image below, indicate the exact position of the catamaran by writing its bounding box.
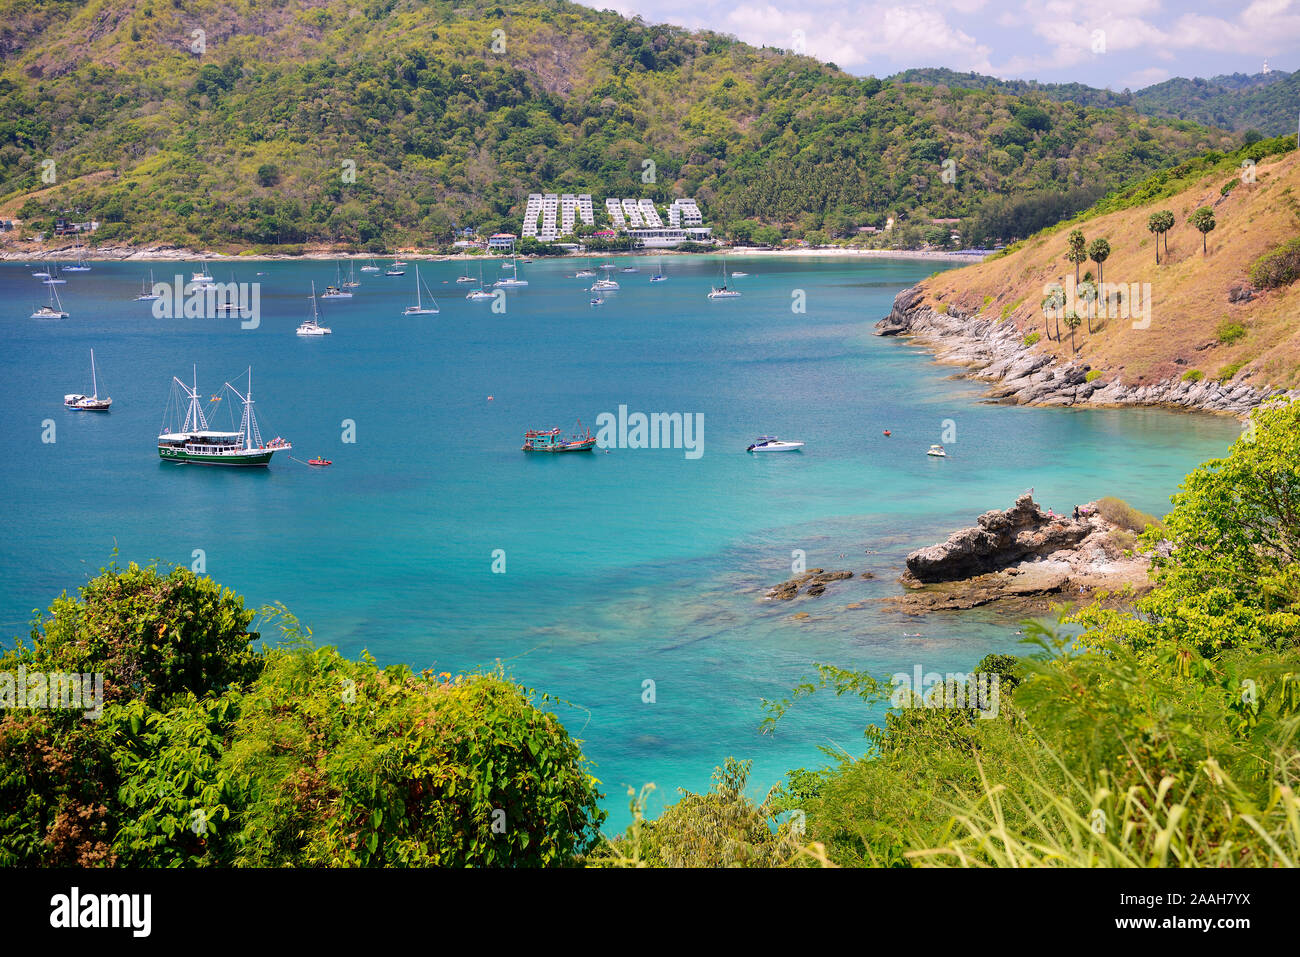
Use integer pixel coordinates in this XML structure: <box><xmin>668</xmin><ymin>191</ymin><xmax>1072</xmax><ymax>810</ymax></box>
<box><xmin>493</xmin><ymin>256</ymin><xmax>528</xmax><ymax>287</ymax></box>
<box><xmin>707</xmin><ymin>260</ymin><xmax>741</xmax><ymax>299</ymax></box>
<box><xmin>31</xmin><ymin>283</ymin><xmax>69</xmax><ymax>319</ymax></box>
<box><xmin>321</xmin><ymin>262</ymin><xmax>353</xmax><ymax>298</ymax></box>
<box><xmin>65</xmin><ymin>349</ymin><xmax>112</xmax><ymax>411</ymax></box>
<box><xmin>157</xmin><ymin>367</ymin><xmax>290</xmax><ymax>466</ymax></box>
<box><xmin>134</xmin><ymin>269</ymin><xmax>161</xmax><ymax>301</ymax></box>
<box><xmin>403</xmin><ymin>265</ymin><xmax>440</xmax><ymax>315</ymax></box>
<box><xmin>590</xmin><ymin>264</ymin><xmax>619</xmax><ymax>292</ymax></box>
<box><xmin>65</xmin><ymin>251</ymin><xmax>91</xmax><ymax>272</ymax></box>
<box><xmin>296</xmin><ymin>282</ymin><xmax>332</xmax><ymax>336</ymax></box>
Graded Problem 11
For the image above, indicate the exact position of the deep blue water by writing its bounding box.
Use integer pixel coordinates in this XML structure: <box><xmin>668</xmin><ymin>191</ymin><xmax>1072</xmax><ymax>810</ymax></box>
<box><xmin>0</xmin><ymin>254</ymin><xmax>1240</xmax><ymax>831</ymax></box>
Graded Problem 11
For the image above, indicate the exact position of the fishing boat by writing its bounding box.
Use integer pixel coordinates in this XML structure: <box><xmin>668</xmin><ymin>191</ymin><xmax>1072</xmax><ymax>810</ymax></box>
<box><xmin>321</xmin><ymin>262</ymin><xmax>353</xmax><ymax>298</ymax></box>
<box><xmin>296</xmin><ymin>282</ymin><xmax>332</xmax><ymax>336</ymax></box>
<box><xmin>590</xmin><ymin>264</ymin><xmax>620</xmax><ymax>292</ymax></box>
<box><xmin>385</xmin><ymin>258</ymin><xmax>406</xmax><ymax>277</ymax></box>
<box><xmin>650</xmin><ymin>258</ymin><xmax>667</xmax><ymax>282</ymax></box>
<box><xmin>157</xmin><ymin>367</ymin><xmax>291</xmax><ymax>467</ymax></box>
<box><xmin>494</xmin><ymin>256</ymin><xmax>528</xmax><ymax>287</ymax></box>
<box><xmin>360</xmin><ymin>259</ymin><xmax>381</xmax><ymax>273</ymax></box>
<box><xmin>31</xmin><ymin>284</ymin><xmax>69</xmax><ymax>319</ymax></box>
<box><xmin>134</xmin><ymin>269</ymin><xmax>161</xmax><ymax>301</ymax></box>
<box><xmin>708</xmin><ymin>260</ymin><xmax>741</xmax><ymax>299</ymax></box>
<box><xmin>927</xmin><ymin>444</ymin><xmax>947</xmax><ymax>457</ymax></box>
<box><xmin>64</xmin><ymin>251</ymin><xmax>91</xmax><ymax>272</ymax></box>
<box><xmin>746</xmin><ymin>436</ymin><xmax>804</xmax><ymax>452</ymax></box>
<box><xmin>64</xmin><ymin>349</ymin><xmax>111</xmax><ymax>411</ymax></box>
<box><xmin>403</xmin><ymin>265</ymin><xmax>440</xmax><ymax>315</ymax></box>
<box><xmin>521</xmin><ymin>421</ymin><xmax>597</xmax><ymax>453</ymax></box>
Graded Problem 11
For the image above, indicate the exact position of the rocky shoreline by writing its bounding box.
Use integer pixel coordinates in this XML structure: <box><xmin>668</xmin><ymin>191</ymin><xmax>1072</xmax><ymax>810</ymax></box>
<box><xmin>885</xmin><ymin>493</ymin><xmax>1154</xmax><ymax>615</ymax></box>
<box><xmin>875</xmin><ymin>284</ymin><xmax>1297</xmax><ymax>416</ymax></box>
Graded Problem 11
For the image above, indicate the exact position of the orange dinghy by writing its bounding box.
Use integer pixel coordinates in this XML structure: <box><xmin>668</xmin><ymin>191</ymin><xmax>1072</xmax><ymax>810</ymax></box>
<box><xmin>308</xmin><ymin>456</ymin><xmax>333</xmax><ymax>467</ymax></box>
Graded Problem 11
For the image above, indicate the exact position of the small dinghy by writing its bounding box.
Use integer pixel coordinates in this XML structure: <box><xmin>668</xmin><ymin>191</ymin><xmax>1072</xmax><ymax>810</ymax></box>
<box><xmin>307</xmin><ymin>457</ymin><xmax>332</xmax><ymax>467</ymax></box>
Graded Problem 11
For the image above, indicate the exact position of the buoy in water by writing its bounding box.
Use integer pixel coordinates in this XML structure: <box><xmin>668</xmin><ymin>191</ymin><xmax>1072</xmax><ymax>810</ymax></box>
<box><xmin>883</xmin><ymin>430</ymin><xmax>892</xmax><ymax>436</ymax></box>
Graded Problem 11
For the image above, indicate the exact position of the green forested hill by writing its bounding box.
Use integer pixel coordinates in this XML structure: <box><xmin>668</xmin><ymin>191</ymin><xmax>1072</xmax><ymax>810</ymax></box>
<box><xmin>892</xmin><ymin>66</ymin><xmax>1298</xmax><ymax>137</ymax></box>
<box><xmin>0</xmin><ymin>0</ymin><xmax>1236</xmax><ymax>251</ymax></box>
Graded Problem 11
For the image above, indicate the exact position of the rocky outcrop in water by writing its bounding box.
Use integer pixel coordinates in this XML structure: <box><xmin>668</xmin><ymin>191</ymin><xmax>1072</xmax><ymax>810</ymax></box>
<box><xmin>765</xmin><ymin>569</ymin><xmax>856</xmax><ymax>600</ymax></box>
<box><xmin>889</xmin><ymin>494</ymin><xmax>1155</xmax><ymax>614</ymax></box>
<box><xmin>875</xmin><ymin>284</ymin><xmax>1296</xmax><ymax>415</ymax></box>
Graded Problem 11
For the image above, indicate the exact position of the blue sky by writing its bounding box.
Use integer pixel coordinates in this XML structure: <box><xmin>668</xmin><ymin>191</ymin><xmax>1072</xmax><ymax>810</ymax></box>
<box><xmin>577</xmin><ymin>0</ymin><xmax>1298</xmax><ymax>90</ymax></box>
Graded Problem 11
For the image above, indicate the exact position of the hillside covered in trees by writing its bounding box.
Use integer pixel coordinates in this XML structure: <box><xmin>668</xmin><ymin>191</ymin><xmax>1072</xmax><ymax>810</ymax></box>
<box><xmin>0</xmin><ymin>0</ymin><xmax>1237</xmax><ymax>251</ymax></box>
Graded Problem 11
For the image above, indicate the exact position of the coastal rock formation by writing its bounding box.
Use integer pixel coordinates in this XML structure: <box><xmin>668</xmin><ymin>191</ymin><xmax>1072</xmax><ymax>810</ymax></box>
<box><xmin>766</xmin><ymin>569</ymin><xmax>854</xmax><ymax>600</ymax></box>
<box><xmin>875</xmin><ymin>284</ymin><xmax>1297</xmax><ymax>415</ymax></box>
<box><xmin>890</xmin><ymin>494</ymin><xmax>1154</xmax><ymax>613</ymax></box>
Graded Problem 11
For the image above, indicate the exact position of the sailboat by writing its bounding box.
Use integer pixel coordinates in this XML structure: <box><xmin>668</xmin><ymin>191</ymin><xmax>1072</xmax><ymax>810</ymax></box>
<box><xmin>43</xmin><ymin>263</ymin><xmax>66</xmax><ymax>285</ymax></box>
<box><xmin>65</xmin><ymin>349</ymin><xmax>111</xmax><ymax>411</ymax></box>
<box><xmin>385</xmin><ymin>258</ymin><xmax>406</xmax><ymax>277</ymax></box>
<box><xmin>214</xmin><ymin>272</ymin><xmax>242</xmax><ymax>314</ymax></box>
<box><xmin>707</xmin><ymin>259</ymin><xmax>741</xmax><ymax>299</ymax></box>
<box><xmin>134</xmin><ymin>269</ymin><xmax>161</xmax><ymax>302</ymax></box>
<box><xmin>575</xmin><ymin>258</ymin><xmax>596</xmax><ymax>279</ymax></box>
<box><xmin>590</xmin><ymin>264</ymin><xmax>619</xmax><ymax>292</ymax></box>
<box><xmin>31</xmin><ymin>264</ymin><xmax>51</xmax><ymax>279</ymax></box>
<box><xmin>31</xmin><ymin>283</ymin><xmax>69</xmax><ymax>319</ymax></box>
<box><xmin>321</xmin><ymin>261</ymin><xmax>353</xmax><ymax>298</ymax></box>
<box><xmin>360</xmin><ymin>258</ymin><xmax>381</xmax><ymax>273</ymax></box>
<box><xmin>65</xmin><ymin>250</ymin><xmax>91</xmax><ymax>272</ymax></box>
<box><xmin>157</xmin><ymin>367</ymin><xmax>291</xmax><ymax>466</ymax></box>
<box><xmin>493</xmin><ymin>255</ymin><xmax>528</xmax><ymax>287</ymax></box>
<box><xmin>650</xmin><ymin>258</ymin><xmax>667</xmax><ymax>282</ymax></box>
<box><xmin>403</xmin><ymin>265</ymin><xmax>440</xmax><ymax>315</ymax></box>
<box><xmin>466</xmin><ymin>265</ymin><xmax>494</xmax><ymax>300</ymax></box>
<box><xmin>342</xmin><ymin>260</ymin><xmax>361</xmax><ymax>289</ymax></box>
<box><xmin>296</xmin><ymin>282</ymin><xmax>332</xmax><ymax>336</ymax></box>
<box><xmin>191</xmin><ymin>263</ymin><xmax>214</xmax><ymax>285</ymax></box>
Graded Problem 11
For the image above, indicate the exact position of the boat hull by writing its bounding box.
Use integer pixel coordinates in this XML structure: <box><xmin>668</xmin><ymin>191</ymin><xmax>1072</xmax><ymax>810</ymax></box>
<box><xmin>522</xmin><ymin>438</ymin><xmax>597</xmax><ymax>453</ymax></box>
<box><xmin>158</xmin><ymin>446</ymin><xmax>277</xmax><ymax>466</ymax></box>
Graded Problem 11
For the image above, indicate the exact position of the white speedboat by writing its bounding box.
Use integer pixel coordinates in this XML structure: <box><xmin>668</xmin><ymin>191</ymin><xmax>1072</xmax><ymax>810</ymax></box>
<box><xmin>455</xmin><ymin>274</ymin><xmax>476</xmax><ymax>283</ymax></box>
<box><xmin>927</xmin><ymin>444</ymin><xmax>947</xmax><ymax>457</ymax></box>
<box><xmin>65</xmin><ymin>349</ymin><xmax>111</xmax><ymax>411</ymax></box>
<box><xmin>746</xmin><ymin>436</ymin><xmax>804</xmax><ymax>452</ymax></box>
<box><xmin>590</xmin><ymin>297</ymin><xmax>603</xmax><ymax>306</ymax></box>
<box><xmin>403</xmin><ymin>265</ymin><xmax>440</xmax><ymax>315</ymax></box>
<box><xmin>296</xmin><ymin>282</ymin><xmax>332</xmax><ymax>336</ymax></box>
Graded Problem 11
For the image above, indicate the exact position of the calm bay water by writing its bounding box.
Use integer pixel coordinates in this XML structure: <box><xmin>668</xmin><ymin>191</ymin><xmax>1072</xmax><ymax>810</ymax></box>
<box><xmin>0</xmin><ymin>255</ymin><xmax>1240</xmax><ymax>830</ymax></box>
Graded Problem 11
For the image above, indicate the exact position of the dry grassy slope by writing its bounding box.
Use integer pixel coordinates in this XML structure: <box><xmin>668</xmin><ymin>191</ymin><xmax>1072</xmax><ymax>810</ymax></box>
<box><xmin>921</xmin><ymin>152</ymin><xmax>1300</xmax><ymax>391</ymax></box>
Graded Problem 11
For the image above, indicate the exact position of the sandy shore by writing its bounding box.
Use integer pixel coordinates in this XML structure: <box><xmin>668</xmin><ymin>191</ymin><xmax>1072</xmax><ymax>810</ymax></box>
<box><xmin>1</xmin><ymin>241</ymin><xmax>988</xmax><ymax>264</ymax></box>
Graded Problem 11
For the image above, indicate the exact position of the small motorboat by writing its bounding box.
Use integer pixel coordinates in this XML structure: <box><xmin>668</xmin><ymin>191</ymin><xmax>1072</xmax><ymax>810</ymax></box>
<box><xmin>455</xmin><ymin>275</ymin><xmax>476</xmax><ymax>283</ymax></box>
<box><xmin>731</xmin><ymin>271</ymin><xmax>749</xmax><ymax>277</ymax></box>
<box><xmin>747</xmin><ymin>436</ymin><xmax>804</xmax><ymax>452</ymax></box>
<box><xmin>590</xmin><ymin>297</ymin><xmax>603</xmax><ymax>306</ymax></box>
<box><xmin>927</xmin><ymin>445</ymin><xmax>947</xmax><ymax>457</ymax></box>
<box><xmin>307</xmin><ymin>457</ymin><xmax>332</xmax><ymax>467</ymax></box>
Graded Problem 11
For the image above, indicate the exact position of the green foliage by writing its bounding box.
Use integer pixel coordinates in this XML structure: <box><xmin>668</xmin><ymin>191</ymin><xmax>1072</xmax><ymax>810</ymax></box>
<box><xmin>1094</xmin><ymin>495</ymin><xmax>1162</xmax><ymax>533</ymax></box>
<box><xmin>1249</xmin><ymin>237</ymin><xmax>1300</xmax><ymax>289</ymax></box>
<box><xmin>1085</xmin><ymin>369</ymin><xmax>1102</xmax><ymax>382</ymax></box>
<box><xmin>1217</xmin><ymin>320</ymin><xmax>1247</xmax><ymax>344</ymax></box>
<box><xmin>0</xmin><ymin>564</ymin><xmax>603</xmax><ymax>867</ymax></box>
<box><xmin>1217</xmin><ymin>361</ymin><xmax>1245</xmax><ymax>381</ymax></box>
<box><xmin>1182</xmin><ymin>368</ymin><xmax>1205</xmax><ymax>382</ymax></box>
<box><xmin>1190</xmin><ymin>206</ymin><xmax>1217</xmax><ymax>252</ymax></box>
<box><xmin>1023</xmin><ymin>331</ymin><xmax>1040</xmax><ymax>346</ymax></box>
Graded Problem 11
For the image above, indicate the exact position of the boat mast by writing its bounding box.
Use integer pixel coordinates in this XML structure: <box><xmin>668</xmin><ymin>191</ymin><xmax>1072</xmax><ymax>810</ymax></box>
<box><xmin>90</xmin><ymin>349</ymin><xmax>98</xmax><ymax>399</ymax></box>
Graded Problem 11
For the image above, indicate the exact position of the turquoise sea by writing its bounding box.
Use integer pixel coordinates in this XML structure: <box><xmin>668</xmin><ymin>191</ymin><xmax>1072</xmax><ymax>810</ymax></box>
<box><xmin>0</xmin><ymin>254</ymin><xmax>1241</xmax><ymax>830</ymax></box>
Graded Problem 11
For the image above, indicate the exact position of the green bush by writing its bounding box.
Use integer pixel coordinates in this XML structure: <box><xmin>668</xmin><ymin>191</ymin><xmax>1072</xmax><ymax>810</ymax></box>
<box><xmin>1094</xmin><ymin>496</ymin><xmax>1162</xmax><ymax>534</ymax></box>
<box><xmin>1249</xmin><ymin>237</ymin><xmax>1300</xmax><ymax>289</ymax></box>
<box><xmin>1217</xmin><ymin>361</ymin><xmax>1244</xmax><ymax>381</ymax></box>
<box><xmin>1182</xmin><ymin>368</ymin><xmax>1204</xmax><ymax>382</ymax></box>
<box><xmin>1023</xmin><ymin>331</ymin><xmax>1040</xmax><ymax>345</ymax></box>
<box><xmin>1216</xmin><ymin>320</ymin><xmax>1247</xmax><ymax>344</ymax></box>
<box><xmin>1085</xmin><ymin>369</ymin><xmax>1102</xmax><ymax>382</ymax></box>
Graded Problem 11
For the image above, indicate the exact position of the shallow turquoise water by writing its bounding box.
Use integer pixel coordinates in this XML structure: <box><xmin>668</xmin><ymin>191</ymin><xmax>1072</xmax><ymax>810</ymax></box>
<box><xmin>0</xmin><ymin>255</ymin><xmax>1240</xmax><ymax>831</ymax></box>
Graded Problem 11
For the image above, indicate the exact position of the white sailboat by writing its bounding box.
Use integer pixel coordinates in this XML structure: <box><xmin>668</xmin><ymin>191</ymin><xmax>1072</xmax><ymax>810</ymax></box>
<box><xmin>650</xmin><ymin>257</ymin><xmax>667</xmax><ymax>282</ymax></box>
<box><xmin>65</xmin><ymin>250</ymin><xmax>91</xmax><ymax>272</ymax></box>
<box><xmin>342</xmin><ymin>260</ymin><xmax>361</xmax><ymax>288</ymax></box>
<box><xmin>321</xmin><ymin>261</ymin><xmax>353</xmax><ymax>298</ymax></box>
<box><xmin>590</xmin><ymin>264</ymin><xmax>619</xmax><ymax>292</ymax></box>
<box><xmin>134</xmin><ymin>269</ymin><xmax>161</xmax><ymax>301</ymax></box>
<box><xmin>296</xmin><ymin>282</ymin><xmax>333</xmax><ymax>336</ymax></box>
<box><xmin>31</xmin><ymin>283</ymin><xmax>69</xmax><ymax>319</ymax></box>
<box><xmin>360</xmin><ymin>258</ymin><xmax>381</xmax><ymax>273</ymax></box>
<box><xmin>466</xmin><ymin>265</ymin><xmax>494</xmax><ymax>300</ymax></box>
<box><xmin>707</xmin><ymin>259</ymin><xmax>741</xmax><ymax>299</ymax></box>
<box><xmin>575</xmin><ymin>258</ymin><xmax>596</xmax><ymax>278</ymax></box>
<box><xmin>43</xmin><ymin>263</ymin><xmax>66</xmax><ymax>285</ymax></box>
<box><xmin>191</xmin><ymin>263</ymin><xmax>214</xmax><ymax>285</ymax></box>
<box><xmin>493</xmin><ymin>255</ymin><xmax>528</xmax><ymax>287</ymax></box>
<box><xmin>403</xmin><ymin>265</ymin><xmax>440</xmax><ymax>315</ymax></box>
<box><xmin>65</xmin><ymin>349</ymin><xmax>112</xmax><ymax>411</ymax></box>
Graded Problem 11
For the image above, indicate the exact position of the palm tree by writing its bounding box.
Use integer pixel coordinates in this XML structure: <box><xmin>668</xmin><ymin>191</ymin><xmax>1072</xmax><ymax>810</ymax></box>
<box><xmin>1042</xmin><ymin>284</ymin><xmax>1064</xmax><ymax>341</ymax></box>
<box><xmin>1067</xmin><ymin>229</ymin><xmax>1087</xmax><ymax>284</ymax></box>
<box><xmin>1190</xmin><ymin>207</ymin><xmax>1216</xmax><ymax>254</ymax></box>
<box><xmin>1087</xmin><ymin>237</ymin><xmax>1110</xmax><ymax>287</ymax></box>
<box><xmin>1157</xmin><ymin>210</ymin><xmax>1175</xmax><ymax>257</ymax></box>
<box><xmin>1077</xmin><ymin>279</ymin><xmax>1097</xmax><ymax>334</ymax></box>
<box><xmin>1147</xmin><ymin>213</ymin><xmax>1162</xmax><ymax>264</ymax></box>
<box><xmin>1064</xmin><ymin>312</ymin><xmax>1082</xmax><ymax>353</ymax></box>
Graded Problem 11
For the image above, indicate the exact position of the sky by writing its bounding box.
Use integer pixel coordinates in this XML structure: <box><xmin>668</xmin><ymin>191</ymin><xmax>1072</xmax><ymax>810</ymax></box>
<box><xmin>576</xmin><ymin>0</ymin><xmax>1300</xmax><ymax>90</ymax></box>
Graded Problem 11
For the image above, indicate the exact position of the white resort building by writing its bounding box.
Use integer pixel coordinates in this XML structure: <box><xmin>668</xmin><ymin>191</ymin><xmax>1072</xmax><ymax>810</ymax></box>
<box><xmin>523</xmin><ymin>193</ymin><xmax>596</xmax><ymax>242</ymax></box>
<box><xmin>523</xmin><ymin>193</ymin><xmax>712</xmax><ymax>248</ymax></box>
